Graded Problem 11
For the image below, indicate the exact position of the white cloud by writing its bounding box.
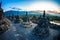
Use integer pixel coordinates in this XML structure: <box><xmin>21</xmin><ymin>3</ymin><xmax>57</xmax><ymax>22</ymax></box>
<box><xmin>21</xmin><ymin>1</ymin><xmax>60</xmax><ymax>12</ymax></box>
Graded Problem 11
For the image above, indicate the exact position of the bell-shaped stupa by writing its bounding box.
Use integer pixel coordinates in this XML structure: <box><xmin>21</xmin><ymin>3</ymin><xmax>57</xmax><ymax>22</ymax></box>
<box><xmin>0</xmin><ymin>2</ymin><xmax>12</xmax><ymax>34</ymax></box>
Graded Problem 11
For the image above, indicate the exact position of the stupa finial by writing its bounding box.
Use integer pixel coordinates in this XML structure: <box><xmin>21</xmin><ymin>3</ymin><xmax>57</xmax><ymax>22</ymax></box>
<box><xmin>43</xmin><ymin>10</ymin><xmax>45</xmax><ymax>17</ymax></box>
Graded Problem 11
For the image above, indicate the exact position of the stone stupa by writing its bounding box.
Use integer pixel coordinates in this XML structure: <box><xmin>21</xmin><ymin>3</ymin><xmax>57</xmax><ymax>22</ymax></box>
<box><xmin>0</xmin><ymin>2</ymin><xmax>12</xmax><ymax>34</ymax></box>
<box><xmin>21</xmin><ymin>11</ymin><xmax>34</xmax><ymax>28</ymax></box>
<box><xmin>14</xmin><ymin>15</ymin><xmax>22</xmax><ymax>23</ymax></box>
<box><xmin>32</xmin><ymin>10</ymin><xmax>50</xmax><ymax>37</ymax></box>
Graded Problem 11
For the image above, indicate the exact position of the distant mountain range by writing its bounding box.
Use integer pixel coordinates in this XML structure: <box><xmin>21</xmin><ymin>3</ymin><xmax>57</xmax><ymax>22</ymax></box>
<box><xmin>4</xmin><ymin>10</ymin><xmax>60</xmax><ymax>17</ymax></box>
<box><xmin>4</xmin><ymin>10</ymin><xmax>42</xmax><ymax>16</ymax></box>
<box><xmin>4</xmin><ymin>10</ymin><xmax>26</xmax><ymax>16</ymax></box>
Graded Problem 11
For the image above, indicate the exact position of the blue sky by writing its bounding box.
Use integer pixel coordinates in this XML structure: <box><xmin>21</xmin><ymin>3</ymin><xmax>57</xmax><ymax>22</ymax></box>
<box><xmin>1</xmin><ymin>0</ymin><xmax>60</xmax><ymax>11</ymax></box>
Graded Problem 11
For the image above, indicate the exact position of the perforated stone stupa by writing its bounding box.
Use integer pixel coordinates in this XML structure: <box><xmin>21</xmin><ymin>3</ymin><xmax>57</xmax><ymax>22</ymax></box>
<box><xmin>0</xmin><ymin>2</ymin><xmax>12</xmax><ymax>34</ymax></box>
<box><xmin>21</xmin><ymin>11</ymin><xmax>34</xmax><ymax>28</ymax></box>
<box><xmin>32</xmin><ymin>10</ymin><xmax>50</xmax><ymax>37</ymax></box>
